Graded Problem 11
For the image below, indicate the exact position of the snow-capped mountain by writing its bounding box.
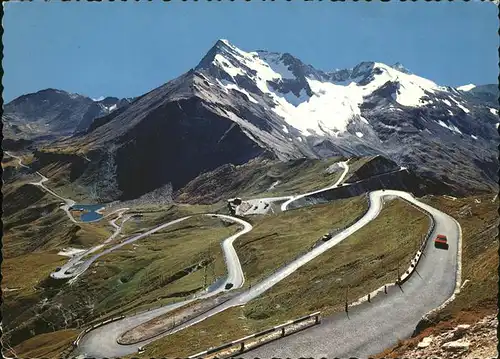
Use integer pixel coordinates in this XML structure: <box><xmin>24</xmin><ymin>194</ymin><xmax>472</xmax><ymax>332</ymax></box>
<box><xmin>34</xmin><ymin>40</ymin><xmax>499</xmax><ymax>200</ymax></box>
<box><xmin>2</xmin><ymin>89</ymin><xmax>132</xmax><ymax>142</ymax></box>
<box><xmin>196</xmin><ymin>39</ymin><xmax>496</xmax><ymax>141</ymax></box>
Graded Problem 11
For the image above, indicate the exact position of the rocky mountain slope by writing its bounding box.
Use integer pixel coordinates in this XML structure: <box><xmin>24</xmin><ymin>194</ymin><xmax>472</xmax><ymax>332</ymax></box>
<box><xmin>378</xmin><ymin>314</ymin><xmax>498</xmax><ymax>359</ymax></box>
<box><xmin>175</xmin><ymin>155</ymin><xmax>454</xmax><ymax>205</ymax></box>
<box><xmin>3</xmin><ymin>89</ymin><xmax>132</xmax><ymax>144</ymax></box>
<box><xmin>458</xmin><ymin>83</ymin><xmax>499</xmax><ymax>107</ymax></box>
<box><xmin>23</xmin><ymin>40</ymin><xmax>500</xmax><ymax>200</ymax></box>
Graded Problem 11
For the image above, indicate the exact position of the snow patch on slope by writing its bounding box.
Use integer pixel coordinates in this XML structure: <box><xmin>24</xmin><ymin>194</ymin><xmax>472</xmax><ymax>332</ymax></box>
<box><xmin>457</xmin><ymin>84</ymin><xmax>476</xmax><ymax>92</ymax></box>
<box><xmin>437</xmin><ymin>120</ymin><xmax>462</xmax><ymax>134</ymax></box>
<box><xmin>449</xmin><ymin>97</ymin><xmax>470</xmax><ymax>113</ymax></box>
<box><xmin>379</xmin><ymin>123</ymin><xmax>401</xmax><ymax>131</ymax></box>
<box><xmin>213</xmin><ymin>54</ymin><xmax>245</xmax><ymax>78</ymax></box>
<box><xmin>270</xmin><ymin>79</ymin><xmax>361</xmax><ymax>135</ymax></box>
<box><xmin>217</xmin><ymin>79</ymin><xmax>259</xmax><ymax>103</ymax></box>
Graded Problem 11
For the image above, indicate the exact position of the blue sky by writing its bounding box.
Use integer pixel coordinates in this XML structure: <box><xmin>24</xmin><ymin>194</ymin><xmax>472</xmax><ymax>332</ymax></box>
<box><xmin>3</xmin><ymin>1</ymin><xmax>498</xmax><ymax>102</ymax></box>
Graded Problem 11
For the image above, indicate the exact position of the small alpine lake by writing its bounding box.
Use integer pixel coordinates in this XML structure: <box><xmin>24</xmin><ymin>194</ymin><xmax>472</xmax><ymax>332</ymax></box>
<box><xmin>70</xmin><ymin>204</ymin><xmax>106</xmax><ymax>222</ymax></box>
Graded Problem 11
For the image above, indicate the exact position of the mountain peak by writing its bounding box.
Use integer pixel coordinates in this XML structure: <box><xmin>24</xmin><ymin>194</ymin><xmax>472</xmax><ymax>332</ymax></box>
<box><xmin>212</xmin><ymin>39</ymin><xmax>233</xmax><ymax>52</ymax></box>
<box><xmin>216</xmin><ymin>38</ymin><xmax>231</xmax><ymax>46</ymax></box>
<box><xmin>196</xmin><ymin>39</ymin><xmax>241</xmax><ymax>70</ymax></box>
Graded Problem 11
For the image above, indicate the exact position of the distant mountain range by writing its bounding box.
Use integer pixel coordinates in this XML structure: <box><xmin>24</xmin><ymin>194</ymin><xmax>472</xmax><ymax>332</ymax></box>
<box><xmin>3</xmin><ymin>39</ymin><xmax>499</xmax><ymax>200</ymax></box>
<box><xmin>3</xmin><ymin>89</ymin><xmax>132</xmax><ymax>141</ymax></box>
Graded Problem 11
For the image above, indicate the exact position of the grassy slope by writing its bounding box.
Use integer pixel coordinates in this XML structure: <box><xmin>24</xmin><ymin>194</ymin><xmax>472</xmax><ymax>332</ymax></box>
<box><xmin>12</xmin><ymin>329</ymin><xmax>78</xmax><ymax>359</ymax></box>
<box><xmin>375</xmin><ymin>193</ymin><xmax>498</xmax><ymax>358</ymax></box>
<box><xmin>115</xmin><ymin>196</ymin><xmax>368</xmax><ymax>344</ymax></box>
<box><xmin>342</xmin><ymin>156</ymin><xmax>374</xmax><ymax>181</ymax></box>
<box><xmin>236</xmin><ymin>196</ymin><xmax>368</xmax><ymax>285</ymax></box>
<box><xmin>2</xmin><ymin>152</ymin><xmax>35</xmax><ymax>167</ymax></box>
<box><xmin>3</xmin><ymin>177</ymin><xmax>112</xmax><ymax>256</ymax></box>
<box><xmin>1</xmin><ymin>168</ymin><xmax>230</xmax><ymax>348</ymax></box>
<box><xmin>119</xmin><ymin>203</ymin><xmax>226</xmax><ymax>237</ymax></box>
<box><xmin>2</xmin><ymin>156</ymin><xmax>18</xmax><ymax>168</ymax></box>
<box><xmin>3</xmin><ymin>253</ymin><xmax>67</xmax><ymax>298</ymax></box>
<box><xmin>42</xmin><ymin>216</ymin><xmax>238</xmax><ymax>321</ymax></box>
<box><xmin>37</xmin><ymin>160</ymin><xmax>92</xmax><ymax>202</ymax></box>
<box><xmin>133</xmin><ymin>198</ymin><xmax>429</xmax><ymax>357</ymax></box>
<box><xmin>175</xmin><ymin>156</ymin><xmax>346</xmax><ymax>204</ymax></box>
<box><xmin>252</xmin><ymin>158</ymin><xmax>344</xmax><ymax>197</ymax></box>
<box><xmin>4</xmin><ymin>216</ymin><xmax>240</xmax><ymax>350</ymax></box>
<box><xmin>3</xmin><ymin>181</ymin><xmax>111</xmax><ymax>302</ymax></box>
<box><xmin>3</xmin><ymin>187</ymin><xmax>117</xmax><ymax>349</ymax></box>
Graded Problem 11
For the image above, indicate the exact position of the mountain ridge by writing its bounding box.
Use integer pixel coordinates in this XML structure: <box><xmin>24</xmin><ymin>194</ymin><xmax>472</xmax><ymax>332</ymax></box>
<box><xmin>7</xmin><ymin>39</ymin><xmax>499</xmax><ymax>200</ymax></box>
<box><xmin>3</xmin><ymin>88</ymin><xmax>133</xmax><ymax>142</ymax></box>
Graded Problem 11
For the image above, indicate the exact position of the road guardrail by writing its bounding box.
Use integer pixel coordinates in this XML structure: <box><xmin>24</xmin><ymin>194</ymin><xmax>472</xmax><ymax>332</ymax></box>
<box><xmin>397</xmin><ymin>197</ymin><xmax>436</xmax><ymax>285</ymax></box>
<box><xmin>117</xmin><ymin>296</ymin><xmax>236</xmax><ymax>345</ymax></box>
<box><xmin>187</xmin><ymin>311</ymin><xmax>321</xmax><ymax>359</ymax></box>
<box><xmin>347</xmin><ymin>193</ymin><xmax>437</xmax><ymax>310</ymax></box>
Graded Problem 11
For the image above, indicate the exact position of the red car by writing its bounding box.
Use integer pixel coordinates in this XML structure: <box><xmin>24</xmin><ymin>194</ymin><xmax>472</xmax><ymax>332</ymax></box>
<box><xmin>434</xmin><ymin>234</ymin><xmax>449</xmax><ymax>250</ymax></box>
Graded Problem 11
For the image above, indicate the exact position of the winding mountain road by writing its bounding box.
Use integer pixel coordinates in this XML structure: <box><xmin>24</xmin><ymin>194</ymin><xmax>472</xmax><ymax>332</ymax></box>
<box><xmin>5</xmin><ymin>151</ymin><xmax>102</xmax><ymax>224</ymax></box>
<box><xmin>244</xmin><ymin>190</ymin><xmax>461</xmax><ymax>358</ymax></box>
<box><xmin>5</xmin><ymin>151</ymin><xmax>30</xmax><ymax>169</ymax></box>
<box><xmin>5</xmin><ymin>152</ymin><xmax>461</xmax><ymax>358</ymax></box>
<box><xmin>72</xmin><ymin>189</ymin><xmax>460</xmax><ymax>359</ymax></box>
<box><xmin>232</xmin><ymin>160</ymin><xmax>350</xmax><ymax>216</ymax></box>
<box><xmin>3</xmin><ymin>152</ymin><xmax>136</xmax><ymax>281</ymax></box>
<box><xmin>51</xmin><ymin>209</ymin><xmax>131</xmax><ymax>281</ymax></box>
<box><xmin>280</xmin><ymin>160</ymin><xmax>350</xmax><ymax>211</ymax></box>
<box><xmin>71</xmin><ymin>214</ymin><xmax>253</xmax><ymax>358</ymax></box>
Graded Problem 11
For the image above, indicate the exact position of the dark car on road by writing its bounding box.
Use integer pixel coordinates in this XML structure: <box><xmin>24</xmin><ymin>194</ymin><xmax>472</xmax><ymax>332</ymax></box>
<box><xmin>225</xmin><ymin>283</ymin><xmax>234</xmax><ymax>290</ymax></box>
<box><xmin>434</xmin><ymin>234</ymin><xmax>449</xmax><ymax>250</ymax></box>
<box><xmin>321</xmin><ymin>233</ymin><xmax>333</xmax><ymax>242</ymax></box>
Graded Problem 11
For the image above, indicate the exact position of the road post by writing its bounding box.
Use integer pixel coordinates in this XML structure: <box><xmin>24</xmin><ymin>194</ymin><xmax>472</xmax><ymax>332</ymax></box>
<box><xmin>345</xmin><ymin>285</ymin><xmax>349</xmax><ymax>313</ymax></box>
<box><xmin>397</xmin><ymin>261</ymin><xmax>400</xmax><ymax>285</ymax></box>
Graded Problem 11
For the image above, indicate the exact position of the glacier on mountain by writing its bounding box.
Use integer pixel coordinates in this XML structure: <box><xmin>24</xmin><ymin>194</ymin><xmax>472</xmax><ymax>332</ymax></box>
<box><xmin>202</xmin><ymin>40</ymin><xmax>454</xmax><ymax>138</ymax></box>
